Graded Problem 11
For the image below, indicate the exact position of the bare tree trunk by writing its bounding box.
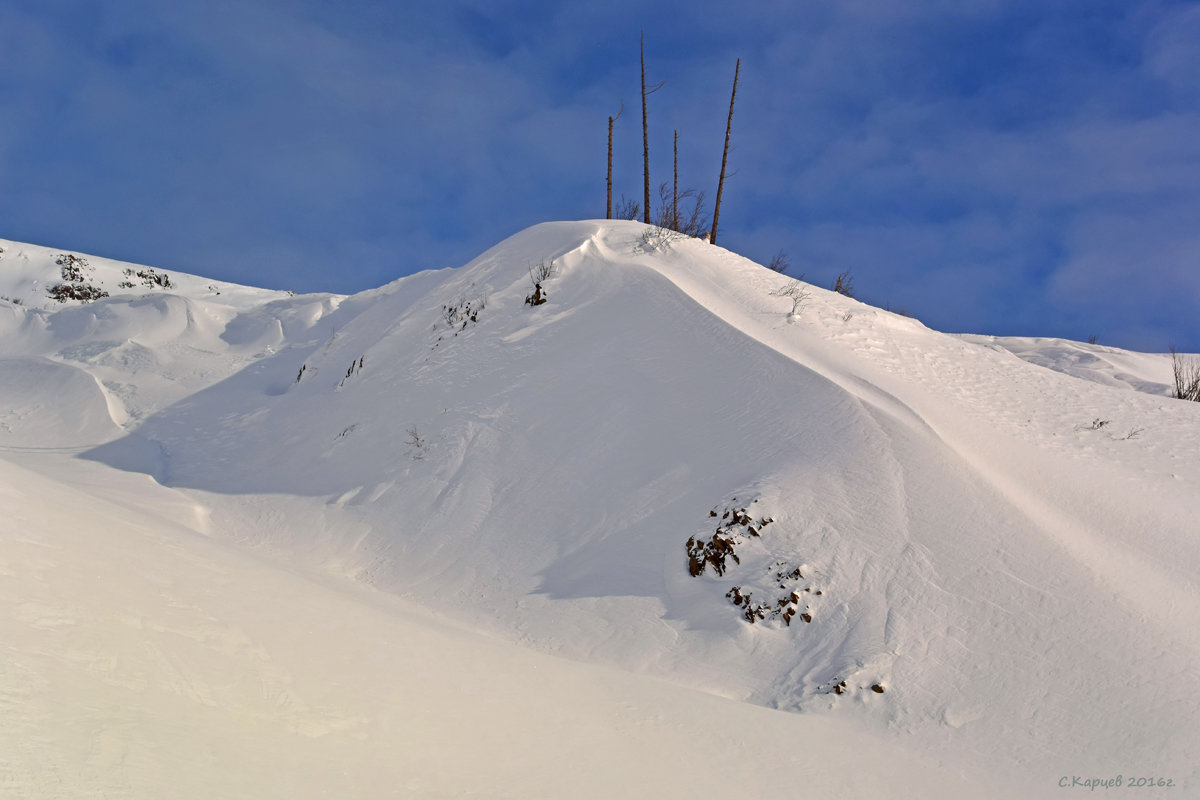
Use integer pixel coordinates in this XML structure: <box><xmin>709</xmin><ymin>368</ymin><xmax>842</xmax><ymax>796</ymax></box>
<box><xmin>607</xmin><ymin>115</ymin><xmax>614</xmax><ymax>219</ymax></box>
<box><xmin>638</xmin><ymin>33</ymin><xmax>665</xmax><ymax>227</ymax></box>
<box><xmin>710</xmin><ymin>57</ymin><xmax>740</xmax><ymax>246</ymax></box>
<box><xmin>641</xmin><ymin>32</ymin><xmax>651</xmax><ymax>225</ymax></box>
<box><xmin>672</xmin><ymin>129</ymin><xmax>679</xmax><ymax>231</ymax></box>
<box><xmin>607</xmin><ymin>104</ymin><xmax>622</xmax><ymax>219</ymax></box>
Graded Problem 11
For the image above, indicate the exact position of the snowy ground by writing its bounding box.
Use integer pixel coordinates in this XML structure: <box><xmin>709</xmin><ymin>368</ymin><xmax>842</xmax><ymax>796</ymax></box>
<box><xmin>2</xmin><ymin>225</ymin><xmax>1197</xmax><ymax>797</ymax></box>
<box><xmin>0</xmin><ymin>452</ymin><xmax>996</xmax><ymax>799</ymax></box>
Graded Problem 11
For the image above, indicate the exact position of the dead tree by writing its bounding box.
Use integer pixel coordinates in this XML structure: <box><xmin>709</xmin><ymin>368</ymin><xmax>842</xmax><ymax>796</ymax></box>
<box><xmin>710</xmin><ymin>57</ymin><xmax>740</xmax><ymax>246</ymax></box>
<box><xmin>607</xmin><ymin>103</ymin><xmax>623</xmax><ymax>219</ymax></box>
<box><xmin>673</xmin><ymin>129</ymin><xmax>679</xmax><ymax>231</ymax></box>
<box><xmin>640</xmin><ymin>31</ymin><xmax>664</xmax><ymax>225</ymax></box>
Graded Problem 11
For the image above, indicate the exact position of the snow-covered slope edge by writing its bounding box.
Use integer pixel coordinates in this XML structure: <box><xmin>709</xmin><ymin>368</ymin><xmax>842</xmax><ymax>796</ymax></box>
<box><xmin>3</xmin><ymin>452</ymin><xmax>996</xmax><ymax>800</ymax></box>
<box><xmin>0</xmin><ymin>237</ymin><xmax>368</xmax><ymax>442</ymax></box>
<box><xmin>61</xmin><ymin>221</ymin><xmax>1200</xmax><ymax>795</ymax></box>
<box><xmin>960</xmin><ymin>333</ymin><xmax>1177</xmax><ymax>396</ymax></box>
<box><xmin>0</xmin><ymin>236</ymin><xmax>280</xmax><ymax>309</ymax></box>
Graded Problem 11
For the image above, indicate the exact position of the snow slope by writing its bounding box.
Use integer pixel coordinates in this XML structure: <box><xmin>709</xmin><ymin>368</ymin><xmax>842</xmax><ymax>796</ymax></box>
<box><xmin>0</xmin><ymin>237</ymin><xmax>344</xmax><ymax>433</ymax></box>
<box><xmin>0</xmin><ymin>452</ymin><xmax>993</xmax><ymax>799</ymax></box>
<box><xmin>0</xmin><ymin>236</ymin><xmax>283</xmax><ymax>311</ymax></box>
<box><xmin>3</xmin><ymin>222</ymin><xmax>1197</xmax><ymax>797</ymax></box>
<box><xmin>961</xmin><ymin>333</ymin><xmax>1178</xmax><ymax>396</ymax></box>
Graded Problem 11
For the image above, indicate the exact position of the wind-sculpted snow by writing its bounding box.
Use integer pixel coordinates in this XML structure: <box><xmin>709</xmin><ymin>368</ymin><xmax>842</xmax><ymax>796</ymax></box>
<box><xmin>0</xmin><ymin>357</ymin><xmax>124</xmax><ymax>447</ymax></box>
<box><xmin>961</xmin><ymin>334</ymin><xmax>1178</xmax><ymax>396</ymax></box>
<box><xmin>2</xmin><ymin>222</ymin><xmax>1198</xmax><ymax>797</ymax></box>
<box><xmin>1</xmin><ymin>454</ymin><xmax>998</xmax><ymax>800</ymax></box>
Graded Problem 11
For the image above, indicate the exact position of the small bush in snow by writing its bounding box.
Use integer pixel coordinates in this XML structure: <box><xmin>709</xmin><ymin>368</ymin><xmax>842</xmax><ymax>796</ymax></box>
<box><xmin>770</xmin><ymin>280</ymin><xmax>810</xmax><ymax>317</ymax></box>
<box><xmin>442</xmin><ymin>294</ymin><xmax>485</xmax><ymax>328</ymax></box>
<box><xmin>1170</xmin><ymin>347</ymin><xmax>1200</xmax><ymax>402</ymax></box>
<box><xmin>432</xmin><ymin>291</ymin><xmax>487</xmax><ymax>349</ymax></box>
<box><xmin>525</xmin><ymin>260</ymin><xmax>557</xmax><ymax>307</ymax></box>
<box><xmin>55</xmin><ymin>253</ymin><xmax>90</xmax><ymax>282</ymax></box>
<box><xmin>832</xmin><ymin>270</ymin><xmax>855</xmax><ymax>298</ymax></box>
<box><xmin>531</xmin><ymin>259</ymin><xmax>557</xmax><ymax>284</ymax></box>
<box><xmin>653</xmin><ymin>182</ymin><xmax>709</xmax><ymax>238</ymax></box>
<box><xmin>633</xmin><ymin>224</ymin><xmax>687</xmax><ymax>254</ymax></box>
<box><xmin>47</xmin><ymin>282</ymin><xmax>109</xmax><ymax>303</ymax></box>
<box><xmin>48</xmin><ymin>253</ymin><xmax>107</xmax><ymax>303</ymax></box>
<box><xmin>118</xmin><ymin>267</ymin><xmax>173</xmax><ymax>290</ymax></box>
<box><xmin>767</xmin><ymin>250</ymin><xmax>790</xmax><ymax>274</ymax></box>
<box><xmin>405</xmin><ymin>426</ymin><xmax>427</xmax><ymax>460</ymax></box>
<box><xmin>613</xmin><ymin>195</ymin><xmax>640</xmax><ymax>221</ymax></box>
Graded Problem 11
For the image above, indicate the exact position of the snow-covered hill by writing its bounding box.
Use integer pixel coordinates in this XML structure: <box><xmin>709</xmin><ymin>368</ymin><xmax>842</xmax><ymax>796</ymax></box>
<box><xmin>0</xmin><ymin>236</ymin><xmax>343</xmax><ymax>438</ymax></box>
<box><xmin>3</xmin><ymin>222</ymin><xmax>1197</xmax><ymax>798</ymax></box>
<box><xmin>0</xmin><ymin>236</ymin><xmax>286</xmax><ymax>309</ymax></box>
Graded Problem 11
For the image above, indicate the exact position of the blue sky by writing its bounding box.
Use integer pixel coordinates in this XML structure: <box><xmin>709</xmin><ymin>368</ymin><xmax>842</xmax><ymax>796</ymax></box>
<box><xmin>2</xmin><ymin>0</ymin><xmax>1198</xmax><ymax>350</ymax></box>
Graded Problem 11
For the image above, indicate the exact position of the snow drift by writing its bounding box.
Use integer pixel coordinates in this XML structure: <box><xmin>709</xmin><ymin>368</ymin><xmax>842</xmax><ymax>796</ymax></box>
<box><xmin>2</xmin><ymin>223</ymin><xmax>1197</xmax><ymax>798</ymax></box>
